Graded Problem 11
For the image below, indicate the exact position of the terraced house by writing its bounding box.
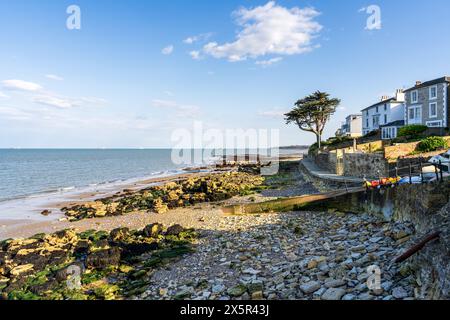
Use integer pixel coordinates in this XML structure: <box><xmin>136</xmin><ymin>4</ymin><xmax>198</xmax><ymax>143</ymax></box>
<box><xmin>361</xmin><ymin>89</ymin><xmax>405</xmax><ymax>138</ymax></box>
<box><xmin>403</xmin><ymin>77</ymin><xmax>450</xmax><ymax>130</ymax></box>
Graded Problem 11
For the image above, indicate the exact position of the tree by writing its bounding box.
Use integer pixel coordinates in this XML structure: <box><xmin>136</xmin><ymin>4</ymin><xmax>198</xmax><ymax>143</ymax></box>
<box><xmin>285</xmin><ymin>91</ymin><xmax>340</xmax><ymax>149</ymax></box>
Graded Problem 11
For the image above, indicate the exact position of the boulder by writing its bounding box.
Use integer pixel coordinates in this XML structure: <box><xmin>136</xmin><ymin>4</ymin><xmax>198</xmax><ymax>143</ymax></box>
<box><xmin>41</xmin><ymin>210</ymin><xmax>51</xmax><ymax>216</ymax></box>
<box><xmin>109</xmin><ymin>228</ymin><xmax>130</xmax><ymax>242</ymax></box>
<box><xmin>227</xmin><ymin>284</ymin><xmax>247</xmax><ymax>297</ymax></box>
<box><xmin>143</xmin><ymin>223</ymin><xmax>163</xmax><ymax>238</ymax></box>
<box><xmin>9</xmin><ymin>264</ymin><xmax>34</xmax><ymax>278</ymax></box>
<box><xmin>321</xmin><ymin>288</ymin><xmax>346</xmax><ymax>300</ymax></box>
<box><xmin>299</xmin><ymin>281</ymin><xmax>321</xmax><ymax>294</ymax></box>
<box><xmin>86</xmin><ymin>247</ymin><xmax>121</xmax><ymax>270</ymax></box>
<box><xmin>165</xmin><ymin>224</ymin><xmax>184</xmax><ymax>236</ymax></box>
<box><xmin>153</xmin><ymin>198</ymin><xmax>169</xmax><ymax>214</ymax></box>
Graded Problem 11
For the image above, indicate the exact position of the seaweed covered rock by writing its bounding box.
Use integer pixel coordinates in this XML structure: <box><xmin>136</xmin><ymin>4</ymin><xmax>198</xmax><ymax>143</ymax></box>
<box><xmin>143</xmin><ymin>223</ymin><xmax>163</xmax><ymax>238</ymax></box>
<box><xmin>86</xmin><ymin>247</ymin><xmax>122</xmax><ymax>270</ymax></box>
<box><xmin>0</xmin><ymin>223</ymin><xmax>197</xmax><ymax>300</ymax></box>
<box><xmin>61</xmin><ymin>172</ymin><xmax>264</xmax><ymax>221</ymax></box>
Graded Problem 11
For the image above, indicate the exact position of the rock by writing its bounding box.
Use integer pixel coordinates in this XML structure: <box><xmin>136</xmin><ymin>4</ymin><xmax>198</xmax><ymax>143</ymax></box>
<box><xmin>153</xmin><ymin>198</ymin><xmax>169</xmax><ymax>214</ymax></box>
<box><xmin>9</xmin><ymin>264</ymin><xmax>34</xmax><ymax>278</ymax></box>
<box><xmin>165</xmin><ymin>224</ymin><xmax>184</xmax><ymax>236</ymax></box>
<box><xmin>321</xmin><ymin>288</ymin><xmax>346</xmax><ymax>300</ymax></box>
<box><xmin>212</xmin><ymin>284</ymin><xmax>225</xmax><ymax>294</ymax></box>
<box><xmin>307</xmin><ymin>260</ymin><xmax>318</xmax><ymax>269</ymax></box>
<box><xmin>324</xmin><ymin>279</ymin><xmax>346</xmax><ymax>288</ymax></box>
<box><xmin>393</xmin><ymin>230</ymin><xmax>410</xmax><ymax>240</ymax></box>
<box><xmin>392</xmin><ymin>287</ymin><xmax>408</xmax><ymax>299</ymax></box>
<box><xmin>173</xmin><ymin>288</ymin><xmax>192</xmax><ymax>300</ymax></box>
<box><xmin>227</xmin><ymin>284</ymin><xmax>247</xmax><ymax>297</ymax></box>
<box><xmin>159</xmin><ymin>288</ymin><xmax>168</xmax><ymax>296</ymax></box>
<box><xmin>109</xmin><ymin>227</ymin><xmax>130</xmax><ymax>242</ymax></box>
<box><xmin>251</xmin><ymin>291</ymin><xmax>264</xmax><ymax>300</ymax></box>
<box><xmin>369</xmin><ymin>237</ymin><xmax>383</xmax><ymax>243</ymax></box>
<box><xmin>247</xmin><ymin>281</ymin><xmax>264</xmax><ymax>294</ymax></box>
<box><xmin>299</xmin><ymin>281</ymin><xmax>321</xmax><ymax>294</ymax></box>
<box><xmin>342</xmin><ymin>294</ymin><xmax>356</xmax><ymax>300</ymax></box>
<box><xmin>242</xmin><ymin>268</ymin><xmax>260</xmax><ymax>275</ymax></box>
<box><xmin>143</xmin><ymin>223</ymin><xmax>163</xmax><ymax>238</ymax></box>
<box><xmin>41</xmin><ymin>210</ymin><xmax>51</xmax><ymax>216</ymax></box>
<box><xmin>86</xmin><ymin>247</ymin><xmax>121</xmax><ymax>270</ymax></box>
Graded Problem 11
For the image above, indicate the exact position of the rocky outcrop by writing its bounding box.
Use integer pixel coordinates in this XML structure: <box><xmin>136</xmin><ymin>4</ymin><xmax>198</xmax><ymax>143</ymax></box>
<box><xmin>0</xmin><ymin>224</ymin><xmax>197</xmax><ymax>300</ymax></box>
<box><xmin>61</xmin><ymin>172</ymin><xmax>264</xmax><ymax>221</ymax></box>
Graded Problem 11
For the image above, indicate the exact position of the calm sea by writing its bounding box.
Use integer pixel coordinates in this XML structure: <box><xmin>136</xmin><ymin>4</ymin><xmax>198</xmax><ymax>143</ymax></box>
<box><xmin>0</xmin><ymin>149</ymin><xmax>193</xmax><ymax>203</ymax></box>
<box><xmin>0</xmin><ymin>148</ymin><xmax>304</xmax><ymax>219</ymax></box>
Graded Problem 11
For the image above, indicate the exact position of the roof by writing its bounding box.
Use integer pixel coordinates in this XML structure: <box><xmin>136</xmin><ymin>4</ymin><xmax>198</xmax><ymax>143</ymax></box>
<box><xmin>404</xmin><ymin>76</ymin><xmax>450</xmax><ymax>92</ymax></box>
<box><xmin>361</xmin><ymin>97</ymin><xmax>398</xmax><ymax>112</ymax></box>
<box><xmin>346</xmin><ymin>114</ymin><xmax>362</xmax><ymax>119</ymax></box>
<box><xmin>380</xmin><ymin>120</ymin><xmax>405</xmax><ymax>128</ymax></box>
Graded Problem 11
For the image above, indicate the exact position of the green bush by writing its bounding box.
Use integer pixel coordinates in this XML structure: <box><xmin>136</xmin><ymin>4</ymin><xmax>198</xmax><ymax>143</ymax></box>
<box><xmin>416</xmin><ymin>136</ymin><xmax>448</xmax><ymax>153</ymax></box>
<box><xmin>308</xmin><ymin>141</ymin><xmax>329</xmax><ymax>155</ymax></box>
<box><xmin>398</xmin><ymin>125</ymin><xmax>427</xmax><ymax>138</ymax></box>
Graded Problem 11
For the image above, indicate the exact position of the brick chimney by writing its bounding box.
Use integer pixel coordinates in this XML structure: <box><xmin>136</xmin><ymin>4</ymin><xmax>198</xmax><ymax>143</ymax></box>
<box><xmin>381</xmin><ymin>95</ymin><xmax>390</xmax><ymax>101</ymax></box>
<box><xmin>415</xmin><ymin>81</ymin><xmax>422</xmax><ymax>86</ymax></box>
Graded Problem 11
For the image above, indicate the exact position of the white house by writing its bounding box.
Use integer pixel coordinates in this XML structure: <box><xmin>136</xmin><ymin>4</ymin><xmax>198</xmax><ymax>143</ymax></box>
<box><xmin>361</xmin><ymin>89</ymin><xmax>405</xmax><ymax>139</ymax></box>
<box><xmin>336</xmin><ymin>114</ymin><xmax>362</xmax><ymax>138</ymax></box>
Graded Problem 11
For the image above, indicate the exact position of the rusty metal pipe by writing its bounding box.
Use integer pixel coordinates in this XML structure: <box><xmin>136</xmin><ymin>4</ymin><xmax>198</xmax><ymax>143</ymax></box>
<box><xmin>394</xmin><ymin>231</ymin><xmax>441</xmax><ymax>264</ymax></box>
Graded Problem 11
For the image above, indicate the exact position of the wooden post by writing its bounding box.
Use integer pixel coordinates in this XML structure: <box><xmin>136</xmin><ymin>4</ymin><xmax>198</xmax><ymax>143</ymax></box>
<box><xmin>420</xmin><ymin>161</ymin><xmax>424</xmax><ymax>184</ymax></box>
<box><xmin>409</xmin><ymin>161</ymin><xmax>412</xmax><ymax>184</ymax></box>
<box><xmin>435</xmin><ymin>165</ymin><xmax>439</xmax><ymax>182</ymax></box>
<box><xmin>440</xmin><ymin>160</ymin><xmax>444</xmax><ymax>181</ymax></box>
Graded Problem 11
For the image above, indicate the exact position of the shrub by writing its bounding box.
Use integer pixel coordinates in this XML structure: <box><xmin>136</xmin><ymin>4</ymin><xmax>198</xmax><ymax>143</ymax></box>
<box><xmin>308</xmin><ymin>141</ymin><xmax>329</xmax><ymax>155</ymax></box>
<box><xmin>416</xmin><ymin>136</ymin><xmax>448</xmax><ymax>153</ymax></box>
<box><xmin>362</xmin><ymin>130</ymin><xmax>380</xmax><ymax>138</ymax></box>
<box><xmin>398</xmin><ymin>125</ymin><xmax>427</xmax><ymax>138</ymax></box>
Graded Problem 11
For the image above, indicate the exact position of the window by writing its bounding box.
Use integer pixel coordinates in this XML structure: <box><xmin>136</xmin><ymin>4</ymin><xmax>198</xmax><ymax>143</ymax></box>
<box><xmin>429</xmin><ymin>86</ymin><xmax>437</xmax><ymax>100</ymax></box>
<box><xmin>429</xmin><ymin>102</ymin><xmax>437</xmax><ymax>118</ymax></box>
<box><xmin>411</xmin><ymin>90</ymin><xmax>418</xmax><ymax>103</ymax></box>
<box><xmin>426</xmin><ymin>120</ymin><xmax>443</xmax><ymax>127</ymax></box>
<box><xmin>366</xmin><ymin>119</ymin><xmax>369</xmax><ymax>127</ymax></box>
<box><xmin>384</xmin><ymin>114</ymin><xmax>387</xmax><ymax>124</ymax></box>
<box><xmin>372</xmin><ymin>115</ymin><xmax>380</xmax><ymax>127</ymax></box>
<box><xmin>408</xmin><ymin>106</ymin><xmax>422</xmax><ymax>124</ymax></box>
<box><xmin>376</xmin><ymin>106</ymin><xmax>379</xmax><ymax>113</ymax></box>
<box><xmin>384</xmin><ymin>104</ymin><xmax>387</xmax><ymax>111</ymax></box>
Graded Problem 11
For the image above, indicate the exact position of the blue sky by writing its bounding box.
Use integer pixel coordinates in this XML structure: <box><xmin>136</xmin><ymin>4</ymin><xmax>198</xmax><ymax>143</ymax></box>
<box><xmin>1</xmin><ymin>0</ymin><xmax>450</xmax><ymax>148</ymax></box>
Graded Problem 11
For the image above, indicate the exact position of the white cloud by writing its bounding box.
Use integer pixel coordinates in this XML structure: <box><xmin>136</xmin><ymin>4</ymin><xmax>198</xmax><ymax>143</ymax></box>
<box><xmin>202</xmin><ymin>1</ymin><xmax>322</xmax><ymax>62</ymax></box>
<box><xmin>162</xmin><ymin>45</ymin><xmax>174</xmax><ymax>55</ymax></box>
<box><xmin>255</xmin><ymin>57</ymin><xmax>283</xmax><ymax>67</ymax></box>
<box><xmin>32</xmin><ymin>95</ymin><xmax>76</xmax><ymax>109</ymax></box>
<box><xmin>32</xmin><ymin>94</ymin><xmax>106</xmax><ymax>109</ymax></box>
<box><xmin>183</xmin><ymin>33</ymin><xmax>213</xmax><ymax>44</ymax></box>
<box><xmin>151</xmin><ymin>99</ymin><xmax>200</xmax><ymax>117</ymax></box>
<box><xmin>2</xmin><ymin>79</ymin><xmax>43</xmax><ymax>92</ymax></box>
<box><xmin>79</xmin><ymin>97</ymin><xmax>108</xmax><ymax>105</ymax></box>
<box><xmin>189</xmin><ymin>51</ymin><xmax>202</xmax><ymax>60</ymax></box>
<box><xmin>0</xmin><ymin>91</ymin><xmax>9</xmax><ymax>99</ymax></box>
<box><xmin>46</xmin><ymin>74</ymin><xmax>64</xmax><ymax>81</ymax></box>
<box><xmin>258</xmin><ymin>109</ymin><xmax>287</xmax><ymax>117</ymax></box>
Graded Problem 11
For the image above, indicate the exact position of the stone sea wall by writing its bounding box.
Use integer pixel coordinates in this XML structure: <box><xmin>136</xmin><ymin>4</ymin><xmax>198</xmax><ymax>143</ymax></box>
<box><xmin>300</xmin><ymin>181</ymin><xmax>450</xmax><ymax>299</ymax></box>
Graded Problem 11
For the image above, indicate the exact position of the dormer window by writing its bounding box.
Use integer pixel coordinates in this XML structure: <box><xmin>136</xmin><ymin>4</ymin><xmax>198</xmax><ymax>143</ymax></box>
<box><xmin>429</xmin><ymin>86</ymin><xmax>437</xmax><ymax>100</ymax></box>
<box><xmin>411</xmin><ymin>90</ymin><xmax>418</xmax><ymax>103</ymax></box>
